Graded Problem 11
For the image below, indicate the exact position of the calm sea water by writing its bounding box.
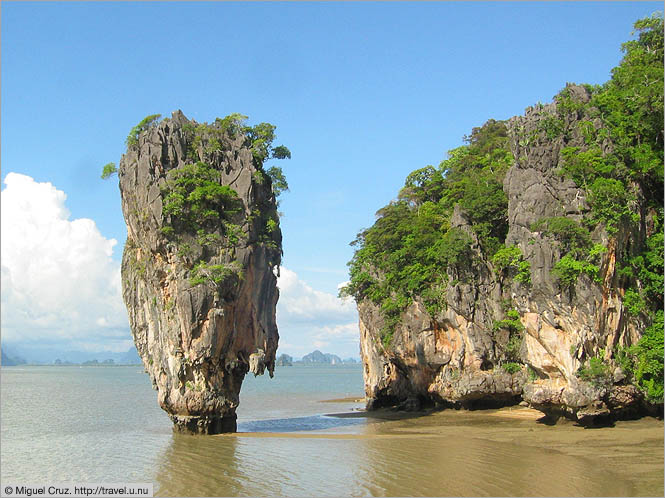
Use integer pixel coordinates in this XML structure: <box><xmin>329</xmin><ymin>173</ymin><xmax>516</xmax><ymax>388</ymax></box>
<box><xmin>2</xmin><ymin>365</ymin><xmax>663</xmax><ymax>497</ymax></box>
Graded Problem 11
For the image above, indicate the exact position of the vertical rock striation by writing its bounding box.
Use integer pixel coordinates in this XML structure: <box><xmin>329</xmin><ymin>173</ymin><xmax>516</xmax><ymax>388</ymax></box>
<box><xmin>503</xmin><ymin>85</ymin><xmax>650</xmax><ymax>422</ymax></box>
<box><xmin>119</xmin><ymin>111</ymin><xmax>282</xmax><ymax>434</ymax></box>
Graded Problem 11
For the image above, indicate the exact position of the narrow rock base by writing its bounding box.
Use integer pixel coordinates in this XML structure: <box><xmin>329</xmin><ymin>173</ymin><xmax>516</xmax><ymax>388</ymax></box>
<box><xmin>170</xmin><ymin>414</ymin><xmax>238</xmax><ymax>434</ymax></box>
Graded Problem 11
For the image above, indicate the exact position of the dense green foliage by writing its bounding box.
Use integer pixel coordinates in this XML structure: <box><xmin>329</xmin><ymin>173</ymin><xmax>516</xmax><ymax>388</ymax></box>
<box><xmin>266</xmin><ymin>166</ymin><xmax>289</xmax><ymax>200</ymax></box>
<box><xmin>577</xmin><ymin>351</ymin><xmax>612</xmax><ymax>388</ymax></box>
<box><xmin>189</xmin><ymin>261</ymin><xmax>243</xmax><ymax>288</ymax></box>
<box><xmin>555</xmin><ymin>15</ymin><xmax>663</xmax><ymax>400</ymax></box>
<box><xmin>531</xmin><ymin>217</ymin><xmax>593</xmax><ymax>258</ymax></box>
<box><xmin>492</xmin><ymin>246</ymin><xmax>531</xmax><ymax>284</ymax></box>
<box><xmin>344</xmin><ymin>14</ymin><xmax>663</xmax><ymax>403</ymax></box>
<box><xmin>343</xmin><ymin>120</ymin><xmax>512</xmax><ymax>344</ymax></box>
<box><xmin>591</xmin><ymin>14</ymin><xmax>664</xmax><ymax>203</ymax></box>
<box><xmin>616</xmin><ymin>311</ymin><xmax>664</xmax><ymax>403</ymax></box>
<box><xmin>556</xmin><ymin>15</ymin><xmax>663</xmax><ymax>285</ymax></box>
<box><xmin>115</xmin><ymin>112</ymin><xmax>290</xmax><ymax>293</ymax></box>
<box><xmin>493</xmin><ymin>309</ymin><xmax>524</xmax><ymax>334</ymax></box>
<box><xmin>502</xmin><ymin>362</ymin><xmax>521</xmax><ymax>374</ymax></box>
<box><xmin>493</xmin><ymin>309</ymin><xmax>525</xmax><ymax>366</ymax></box>
<box><xmin>551</xmin><ymin>255</ymin><xmax>600</xmax><ymax>287</ymax></box>
<box><xmin>160</xmin><ymin>161</ymin><xmax>242</xmax><ymax>247</ymax></box>
<box><xmin>162</xmin><ymin>113</ymin><xmax>290</xmax><ymax>288</ymax></box>
<box><xmin>100</xmin><ymin>162</ymin><xmax>117</xmax><ymax>179</ymax></box>
<box><xmin>629</xmin><ymin>311</ymin><xmax>664</xmax><ymax>402</ymax></box>
<box><xmin>162</xmin><ymin>113</ymin><xmax>289</xmax><ymax>230</ymax></box>
<box><xmin>530</xmin><ymin>217</ymin><xmax>607</xmax><ymax>287</ymax></box>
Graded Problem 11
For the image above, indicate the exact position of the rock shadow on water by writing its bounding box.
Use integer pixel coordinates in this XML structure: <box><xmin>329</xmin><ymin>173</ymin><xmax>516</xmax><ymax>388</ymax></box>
<box><xmin>237</xmin><ymin>413</ymin><xmax>366</xmax><ymax>433</ymax></box>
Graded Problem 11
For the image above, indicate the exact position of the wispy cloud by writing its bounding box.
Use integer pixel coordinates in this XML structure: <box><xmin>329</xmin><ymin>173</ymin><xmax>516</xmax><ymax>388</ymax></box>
<box><xmin>310</xmin><ymin>323</ymin><xmax>360</xmax><ymax>355</ymax></box>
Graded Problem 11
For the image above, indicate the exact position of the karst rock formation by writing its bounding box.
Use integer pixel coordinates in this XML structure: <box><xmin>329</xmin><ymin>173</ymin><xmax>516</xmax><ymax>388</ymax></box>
<box><xmin>119</xmin><ymin>111</ymin><xmax>282</xmax><ymax>434</ymax></box>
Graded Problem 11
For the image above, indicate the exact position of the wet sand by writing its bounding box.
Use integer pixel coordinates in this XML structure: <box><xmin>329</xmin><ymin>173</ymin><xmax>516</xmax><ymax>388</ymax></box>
<box><xmin>485</xmin><ymin>405</ymin><xmax>544</xmax><ymax>420</ymax></box>
<box><xmin>318</xmin><ymin>396</ymin><xmax>366</xmax><ymax>403</ymax></box>
<box><xmin>216</xmin><ymin>405</ymin><xmax>664</xmax><ymax>496</ymax></box>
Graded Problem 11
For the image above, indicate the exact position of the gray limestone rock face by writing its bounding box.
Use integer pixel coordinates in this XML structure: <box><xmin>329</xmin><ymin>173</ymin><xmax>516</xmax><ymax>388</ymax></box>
<box><xmin>504</xmin><ymin>85</ymin><xmax>648</xmax><ymax>421</ymax></box>
<box><xmin>118</xmin><ymin>111</ymin><xmax>281</xmax><ymax>434</ymax></box>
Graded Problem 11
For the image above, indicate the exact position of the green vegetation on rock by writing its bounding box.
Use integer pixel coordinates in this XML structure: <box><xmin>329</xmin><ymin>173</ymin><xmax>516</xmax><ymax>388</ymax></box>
<box><xmin>577</xmin><ymin>350</ymin><xmax>612</xmax><ymax>388</ymax></box>
<box><xmin>100</xmin><ymin>162</ymin><xmax>117</xmax><ymax>179</ymax></box>
<box><xmin>502</xmin><ymin>362</ymin><xmax>521</xmax><ymax>374</ymax></box>
<box><xmin>493</xmin><ymin>309</ymin><xmax>524</xmax><ymax>335</ymax></box>
<box><xmin>492</xmin><ymin>246</ymin><xmax>531</xmax><ymax>284</ymax></box>
<box><xmin>345</xmin><ymin>14</ymin><xmax>663</xmax><ymax>404</ymax></box>
<box><xmin>615</xmin><ymin>311</ymin><xmax>664</xmax><ymax>403</ymax></box>
<box><xmin>494</xmin><ymin>309</ymin><xmax>525</xmax><ymax>366</ymax></box>
<box><xmin>553</xmin><ymin>14</ymin><xmax>663</xmax><ymax>400</ymax></box>
<box><xmin>190</xmin><ymin>261</ymin><xmax>243</xmax><ymax>287</ymax></box>
<box><xmin>343</xmin><ymin>119</ymin><xmax>512</xmax><ymax>345</ymax></box>
<box><xmin>161</xmin><ymin>161</ymin><xmax>242</xmax><ymax>239</ymax></box>
<box><xmin>166</xmin><ymin>114</ymin><xmax>290</xmax><ymax>286</ymax></box>
<box><xmin>116</xmin><ymin>111</ymin><xmax>290</xmax><ymax>296</ymax></box>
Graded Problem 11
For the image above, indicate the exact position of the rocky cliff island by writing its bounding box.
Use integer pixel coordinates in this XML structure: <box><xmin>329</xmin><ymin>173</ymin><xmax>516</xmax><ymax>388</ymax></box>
<box><xmin>343</xmin><ymin>15</ymin><xmax>663</xmax><ymax>424</ymax></box>
<box><xmin>110</xmin><ymin>111</ymin><xmax>289</xmax><ymax>433</ymax></box>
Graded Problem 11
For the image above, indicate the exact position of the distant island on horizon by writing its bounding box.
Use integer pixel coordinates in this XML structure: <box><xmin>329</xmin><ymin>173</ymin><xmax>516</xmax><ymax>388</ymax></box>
<box><xmin>0</xmin><ymin>346</ymin><xmax>143</xmax><ymax>366</ymax></box>
<box><xmin>275</xmin><ymin>351</ymin><xmax>359</xmax><ymax>366</ymax></box>
<box><xmin>1</xmin><ymin>346</ymin><xmax>360</xmax><ymax>368</ymax></box>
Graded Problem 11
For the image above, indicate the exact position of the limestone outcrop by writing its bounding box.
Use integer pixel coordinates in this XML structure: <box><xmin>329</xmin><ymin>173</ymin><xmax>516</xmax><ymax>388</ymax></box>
<box><xmin>359</xmin><ymin>205</ymin><xmax>525</xmax><ymax>412</ymax></box>
<box><xmin>357</xmin><ymin>85</ymin><xmax>660</xmax><ymax>423</ymax></box>
<box><xmin>119</xmin><ymin>111</ymin><xmax>282</xmax><ymax>433</ymax></box>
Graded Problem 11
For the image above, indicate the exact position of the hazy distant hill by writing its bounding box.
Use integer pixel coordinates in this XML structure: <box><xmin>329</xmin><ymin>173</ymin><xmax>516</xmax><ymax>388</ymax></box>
<box><xmin>1</xmin><ymin>349</ymin><xmax>26</xmax><ymax>366</ymax></box>
<box><xmin>300</xmin><ymin>349</ymin><xmax>357</xmax><ymax>365</ymax></box>
<box><xmin>276</xmin><ymin>353</ymin><xmax>293</xmax><ymax>366</ymax></box>
<box><xmin>1</xmin><ymin>345</ymin><xmax>143</xmax><ymax>365</ymax></box>
<box><xmin>118</xmin><ymin>347</ymin><xmax>142</xmax><ymax>365</ymax></box>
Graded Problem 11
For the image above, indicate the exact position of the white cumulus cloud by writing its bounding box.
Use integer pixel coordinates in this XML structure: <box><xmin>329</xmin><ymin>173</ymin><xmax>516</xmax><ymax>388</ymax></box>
<box><xmin>1</xmin><ymin>173</ymin><xmax>129</xmax><ymax>350</ymax></box>
<box><xmin>276</xmin><ymin>267</ymin><xmax>359</xmax><ymax>358</ymax></box>
<box><xmin>0</xmin><ymin>173</ymin><xmax>360</xmax><ymax>357</ymax></box>
<box><xmin>277</xmin><ymin>267</ymin><xmax>356</xmax><ymax>323</ymax></box>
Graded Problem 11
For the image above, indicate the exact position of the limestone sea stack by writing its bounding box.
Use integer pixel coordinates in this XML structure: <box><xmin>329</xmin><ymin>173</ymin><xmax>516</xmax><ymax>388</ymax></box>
<box><xmin>351</xmin><ymin>83</ymin><xmax>663</xmax><ymax>424</ymax></box>
<box><xmin>118</xmin><ymin>111</ymin><xmax>283</xmax><ymax>434</ymax></box>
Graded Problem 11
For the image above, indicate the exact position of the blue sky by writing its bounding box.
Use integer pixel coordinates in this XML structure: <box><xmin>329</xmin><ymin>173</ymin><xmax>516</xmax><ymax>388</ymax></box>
<box><xmin>1</xmin><ymin>1</ymin><xmax>660</xmax><ymax>360</ymax></box>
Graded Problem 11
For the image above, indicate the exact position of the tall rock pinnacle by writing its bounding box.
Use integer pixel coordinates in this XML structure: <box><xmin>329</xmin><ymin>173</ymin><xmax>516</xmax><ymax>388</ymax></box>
<box><xmin>118</xmin><ymin>111</ymin><xmax>283</xmax><ymax>433</ymax></box>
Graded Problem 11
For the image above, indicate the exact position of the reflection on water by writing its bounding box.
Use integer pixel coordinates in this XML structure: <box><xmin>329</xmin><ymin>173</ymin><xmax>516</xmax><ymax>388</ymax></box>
<box><xmin>1</xmin><ymin>366</ymin><xmax>172</xmax><ymax>482</ymax></box>
<box><xmin>2</xmin><ymin>366</ymin><xmax>662</xmax><ymax>497</ymax></box>
<box><xmin>154</xmin><ymin>409</ymin><xmax>663</xmax><ymax>497</ymax></box>
<box><xmin>155</xmin><ymin>434</ymin><xmax>243</xmax><ymax>497</ymax></box>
